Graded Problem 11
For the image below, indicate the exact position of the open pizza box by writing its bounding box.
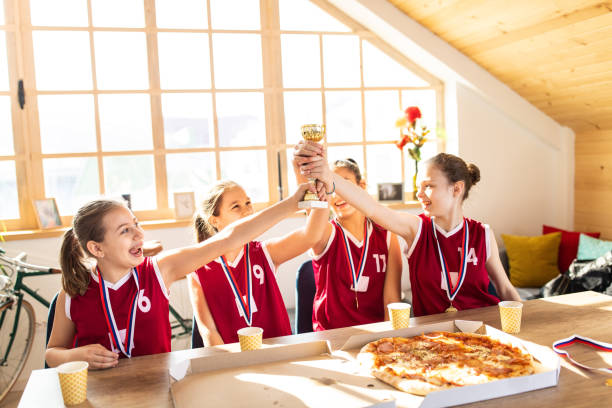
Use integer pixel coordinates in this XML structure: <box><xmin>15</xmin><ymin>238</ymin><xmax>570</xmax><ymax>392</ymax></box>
<box><xmin>338</xmin><ymin>320</ymin><xmax>560</xmax><ymax>407</ymax></box>
<box><xmin>168</xmin><ymin>320</ymin><xmax>559</xmax><ymax>408</ymax></box>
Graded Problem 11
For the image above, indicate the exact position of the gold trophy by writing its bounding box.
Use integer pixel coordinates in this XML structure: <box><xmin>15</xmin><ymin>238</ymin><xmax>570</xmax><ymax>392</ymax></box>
<box><xmin>298</xmin><ymin>124</ymin><xmax>329</xmax><ymax>209</ymax></box>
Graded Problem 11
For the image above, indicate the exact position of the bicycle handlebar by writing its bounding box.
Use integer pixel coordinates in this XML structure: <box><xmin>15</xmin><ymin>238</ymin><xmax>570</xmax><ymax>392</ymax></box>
<box><xmin>0</xmin><ymin>252</ymin><xmax>60</xmax><ymax>274</ymax></box>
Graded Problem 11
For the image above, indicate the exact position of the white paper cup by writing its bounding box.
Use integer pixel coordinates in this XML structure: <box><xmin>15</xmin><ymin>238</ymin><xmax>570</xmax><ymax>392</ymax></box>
<box><xmin>237</xmin><ymin>327</ymin><xmax>263</xmax><ymax>351</ymax></box>
<box><xmin>56</xmin><ymin>361</ymin><xmax>88</xmax><ymax>406</ymax></box>
<box><xmin>387</xmin><ymin>303</ymin><xmax>411</xmax><ymax>330</ymax></box>
<box><xmin>499</xmin><ymin>301</ymin><xmax>523</xmax><ymax>334</ymax></box>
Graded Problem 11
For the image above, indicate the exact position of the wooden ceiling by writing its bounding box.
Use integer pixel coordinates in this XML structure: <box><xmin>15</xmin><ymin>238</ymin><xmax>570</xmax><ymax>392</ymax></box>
<box><xmin>387</xmin><ymin>0</ymin><xmax>612</xmax><ymax>134</ymax></box>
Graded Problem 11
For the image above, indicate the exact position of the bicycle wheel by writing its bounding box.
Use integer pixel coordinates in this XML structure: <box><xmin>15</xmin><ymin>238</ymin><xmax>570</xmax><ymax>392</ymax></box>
<box><xmin>0</xmin><ymin>299</ymin><xmax>35</xmax><ymax>403</ymax></box>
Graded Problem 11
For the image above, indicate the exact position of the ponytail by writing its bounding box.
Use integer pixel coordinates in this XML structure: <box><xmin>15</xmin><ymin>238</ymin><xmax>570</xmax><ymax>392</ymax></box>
<box><xmin>194</xmin><ymin>213</ymin><xmax>216</xmax><ymax>243</ymax></box>
<box><xmin>59</xmin><ymin>228</ymin><xmax>91</xmax><ymax>297</ymax></box>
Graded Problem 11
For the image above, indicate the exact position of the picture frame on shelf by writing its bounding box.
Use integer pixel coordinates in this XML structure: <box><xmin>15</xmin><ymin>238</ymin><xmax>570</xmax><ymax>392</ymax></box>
<box><xmin>33</xmin><ymin>198</ymin><xmax>62</xmax><ymax>229</ymax></box>
<box><xmin>174</xmin><ymin>192</ymin><xmax>196</xmax><ymax>219</ymax></box>
<box><xmin>377</xmin><ymin>182</ymin><xmax>404</xmax><ymax>203</ymax></box>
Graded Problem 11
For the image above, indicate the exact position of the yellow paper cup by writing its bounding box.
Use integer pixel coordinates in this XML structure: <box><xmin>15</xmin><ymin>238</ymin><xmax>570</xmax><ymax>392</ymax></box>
<box><xmin>237</xmin><ymin>327</ymin><xmax>263</xmax><ymax>351</ymax></box>
<box><xmin>387</xmin><ymin>302</ymin><xmax>411</xmax><ymax>330</ymax></box>
<box><xmin>57</xmin><ymin>361</ymin><xmax>88</xmax><ymax>406</ymax></box>
<box><xmin>499</xmin><ymin>301</ymin><xmax>523</xmax><ymax>334</ymax></box>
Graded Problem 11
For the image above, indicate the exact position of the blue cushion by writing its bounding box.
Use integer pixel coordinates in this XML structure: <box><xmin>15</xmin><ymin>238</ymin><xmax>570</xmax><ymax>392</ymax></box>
<box><xmin>577</xmin><ymin>234</ymin><xmax>612</xmax><ymax>261</ymax></box>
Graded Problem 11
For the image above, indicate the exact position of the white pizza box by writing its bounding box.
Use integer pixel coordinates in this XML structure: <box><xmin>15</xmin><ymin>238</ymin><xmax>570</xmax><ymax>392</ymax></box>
<box><xmin>339</xmin><ymin>319</ymin><xmax>560</xmax><ymax>408</ymax></box>
<box><xmin>168</xmin><ymin>320</ymin><xmax>559</xmax><ymax>408</ymax></box>
<box><xmin>169</xmin><ymin>340</ymin><xmax>397</xmax><ymax>408</ymax></box>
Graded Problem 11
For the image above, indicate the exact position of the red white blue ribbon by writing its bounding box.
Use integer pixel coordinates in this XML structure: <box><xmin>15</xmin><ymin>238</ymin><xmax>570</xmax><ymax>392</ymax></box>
<box><xmin>432</xmin><ymin>218</ymin><xmax>469</xmax><ymax>302</ymax></box>
<box><xmin>336</xmin><ymin>219</ymin><xmax>370</xmax><ymax>294</ymax></box>
<box><xmin>220</xmin><ymin>243</ymin><xmax>253</xmax><ymax>326</ymax></box>
<box><xmin>97</xmin><ymin>267</ymin><xmax>139</xmax><ymax>358</ymax></box>
<box><xmin>553</xmin><ymin>335</ymin><xmax>612</xmax><ymax>373</ymax></box>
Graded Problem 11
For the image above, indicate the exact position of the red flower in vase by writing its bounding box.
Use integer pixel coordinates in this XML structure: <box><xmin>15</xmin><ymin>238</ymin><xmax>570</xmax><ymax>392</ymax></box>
<box><xmin>405</xmin><ymin>106</ymin><xmax>421</xmax><ymax>125</ymax></box>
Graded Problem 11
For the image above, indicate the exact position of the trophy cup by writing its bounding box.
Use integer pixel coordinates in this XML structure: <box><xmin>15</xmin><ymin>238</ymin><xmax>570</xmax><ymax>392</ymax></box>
<box><xmin>298</xmin><ymin>124</ymin><xmax>329</xmax><ymax>209</ymax></box>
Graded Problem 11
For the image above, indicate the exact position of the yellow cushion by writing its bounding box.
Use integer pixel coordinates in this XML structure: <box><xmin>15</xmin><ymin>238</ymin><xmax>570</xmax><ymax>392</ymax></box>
<box><xmin>501</xmin><ymin>232</ymin><xmax>561</xmax><ymax>288</ymax></box>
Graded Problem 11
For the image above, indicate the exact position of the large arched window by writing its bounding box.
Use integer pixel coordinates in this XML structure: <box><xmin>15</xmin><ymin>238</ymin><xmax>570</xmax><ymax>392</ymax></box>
<box><xmin>0</xmin><ymin>0</ymin><xmax>442</xmax><ymax>234</ymax></box>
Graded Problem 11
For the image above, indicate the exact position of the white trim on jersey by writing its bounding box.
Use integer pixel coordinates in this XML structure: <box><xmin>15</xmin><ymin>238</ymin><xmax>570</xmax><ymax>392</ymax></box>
<box><xmin>213</xmin><ymin>247</ymin><xmax>244</xmax><ymax>268</ymax></box>
<box><xmin>89</xmin><ymin>269</ymin><xmax>132</xmax><ymax>291</ymax></box>
<box><xmin>484</xmin><ymin>224</ymin><xmax>491</xmax><ymax>261</ymax></box>
<box><xmin>190</xmin><ymin>272</ymin><xmax>202</xmax><ymax>288</ymax></box>
<box><xmin>151</xmin><ymin>257</ymin><xmax>170</xmax><ymax>300</ymax></box>
<box><xmin>406</xmin><ymin>217</ymin><xmax>423</xmax><ymax>258</ymax></box>
<box><xmin>260</xmin><ymin>242</ymin><xmax>277</xmax><ymax>277</ymax></box>
<box><xmin>309</xmin><ymin>222</ymin><xmax>337</xmax><ymax>261</ymax></box>
<box><xmin>386</xmin><ymin>230</ymin><xmax>391</xmax><ymax>250</ymax></box>
<box><xmin>433</xmin><ymin>218</ymin><xmax>464</xmax><ymax>238</ymax></box>
<box><xmin>65</xmin><ymin>293</ymin><xmax>72</xmax><ymax>321</ymax></box>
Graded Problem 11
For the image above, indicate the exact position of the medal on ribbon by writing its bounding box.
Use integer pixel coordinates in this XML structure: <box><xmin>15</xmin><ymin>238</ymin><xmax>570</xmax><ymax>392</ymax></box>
<box><xmin>220</xmin><ymin>243</ymin><xmax>253</xmax><ymax>326</ymax></box>
<box><xmin>432</xmin><ymin>218</ymin><xmax>469</xmax><ymax>313</ymax></box>
<box><xmin>553</xmin><ymin>335</ymin><xmax>612</xmax><ymax>373</ymax></box>
<box><xmin>336</xmin><ymin>219</ymin><xmax>371</xmax><ymax>309</ymax></box>
<box><xmin>98</xmin><ymin>266</ymin><xmax>140</xmax><ymax>358</ymax></box>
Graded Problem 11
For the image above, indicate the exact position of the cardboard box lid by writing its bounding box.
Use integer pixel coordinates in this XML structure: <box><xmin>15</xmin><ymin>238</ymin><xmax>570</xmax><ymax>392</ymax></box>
<box><xmin>170</xmin><ymin>340</ymin><xmax>398</xmax><ymax>408</ymax></box>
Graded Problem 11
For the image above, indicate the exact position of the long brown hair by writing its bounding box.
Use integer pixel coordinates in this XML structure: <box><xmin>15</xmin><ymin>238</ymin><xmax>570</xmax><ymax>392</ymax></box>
<box><xmin>59</xmin><ymin>199</ymin><xmax>126</xmax><ymax>296</ymax></box>
<box><xmin>193</xmin><ymin>180</ymin><xmax>240</xmax><ymax>243</ymax></box>
<box><xmin>426</xmin><ymin>153</ymin><xmax>481</xmax><ymax>201</ymax></box>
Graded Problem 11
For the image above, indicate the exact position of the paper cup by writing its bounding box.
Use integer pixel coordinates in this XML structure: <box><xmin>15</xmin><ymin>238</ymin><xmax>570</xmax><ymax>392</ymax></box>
<box><xmin>499</xmin><ymin>301</ymin><xmax>523</xmax><ymax>334</ymax></box>
<box><xmin>57</xmin><ymin>361</ymin><xmax>88</xmax><ymax>406</ymax></box>
<box><xmin>237</xmin><ymin>327</ymin><xmax>263</xmax><ymax>351</ymax></box>
<box><xmin>387</xmin><ymin>302</ymin><xmax>411</xmax><ymax>330</ymax></box>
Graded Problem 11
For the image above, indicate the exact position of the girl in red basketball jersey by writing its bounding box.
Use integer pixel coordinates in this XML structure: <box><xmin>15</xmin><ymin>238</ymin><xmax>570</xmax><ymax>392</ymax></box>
<box><xmin>298</xmin><ymin>144</ymin><xmax>520</xmax><ymax>317</ymax></box>
<box><xmin>188</xmin><ymin>181</ymin><xmax>329</xmax><ymax>345</ymax></box>
<box><xmin>291</xmin><ymin>154</ymin><xmax>403</xmax><ymax>331</ymax></box>
<box><xmin>46</xmin><ymin>183</ymin><xmax>315</xmax><ymax>368</ymax></box>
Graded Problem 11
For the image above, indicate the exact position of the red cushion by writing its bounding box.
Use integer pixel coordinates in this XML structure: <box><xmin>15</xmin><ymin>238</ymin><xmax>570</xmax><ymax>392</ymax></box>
<box><xmin>542</xmin><ymin>225</ymin><xmax>600</xmax><ymax>272</ymax></box>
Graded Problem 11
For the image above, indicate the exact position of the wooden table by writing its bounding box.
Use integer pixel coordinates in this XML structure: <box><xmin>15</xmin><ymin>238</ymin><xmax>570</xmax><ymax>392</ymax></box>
<box><xmin>18</xmin><ymin>291</ymin><xmax>612</xmax><ymax>407</ymax></box>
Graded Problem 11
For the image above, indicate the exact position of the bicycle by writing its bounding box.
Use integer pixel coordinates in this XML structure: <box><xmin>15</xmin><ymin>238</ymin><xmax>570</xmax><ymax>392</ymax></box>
<box><xmin>0</xmin><ymin>248</ymin><xmax>58</xmax><ymax>402</ymax></box>
<box><xmin>0</xmin><ymin>248</ymin><xmax>192</xmax><ymax>402</ymax></box>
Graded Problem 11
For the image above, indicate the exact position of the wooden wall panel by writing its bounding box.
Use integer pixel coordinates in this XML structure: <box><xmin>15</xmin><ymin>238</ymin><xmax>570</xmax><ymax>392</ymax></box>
<box><xmin>575</xmin><ymin>129</ymin><xmax>612</xmax><ymax>239</ymax></box>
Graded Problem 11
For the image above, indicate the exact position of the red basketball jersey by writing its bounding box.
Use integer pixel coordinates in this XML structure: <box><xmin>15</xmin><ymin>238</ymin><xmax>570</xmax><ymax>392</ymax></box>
<box><xmin>407</xmin><ymin>214</ymin><xmax>499</xmax><ymax>316</ymax></box>
<box><xmin>67</xmin><ymin>257</ymin><xmax>171</xmax><ymax>357</ymax></box>
<box><xmin>192</xmin><ymin>241</ymin><xmax>291</xmax><ymax>344</ymax></box>
<box><xmin>311</xmin><ymin>219</ymin><xmax>390</xmax><ymax>331</ymax></box>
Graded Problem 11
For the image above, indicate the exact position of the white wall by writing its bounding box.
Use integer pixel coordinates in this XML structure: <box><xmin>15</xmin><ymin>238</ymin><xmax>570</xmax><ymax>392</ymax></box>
<box><xmin>455</xmin><ymin>83</ymin><xmax>571</xmax><ymax>237</ymax></box>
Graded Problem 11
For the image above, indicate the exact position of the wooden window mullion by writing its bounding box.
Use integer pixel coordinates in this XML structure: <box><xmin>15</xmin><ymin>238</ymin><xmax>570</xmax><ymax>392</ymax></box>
<box><xmin>260</xmin><ymin>0</ymin><xmax>285</xmax><ymax>202</ymax></box>
<box><xmin>144</xmin><ymin>0</ymin><xmax>169</xmax><ymax>215</ymax></box>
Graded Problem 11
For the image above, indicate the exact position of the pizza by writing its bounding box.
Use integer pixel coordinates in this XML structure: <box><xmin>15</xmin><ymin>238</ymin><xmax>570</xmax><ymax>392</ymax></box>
<box><xmin>358</xmin><ymin>331</ymin><xmax>535</xmax><ymax>395</ymax></box>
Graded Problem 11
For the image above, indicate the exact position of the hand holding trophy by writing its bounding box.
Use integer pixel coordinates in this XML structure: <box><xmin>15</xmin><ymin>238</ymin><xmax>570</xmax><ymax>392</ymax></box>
<box><xmin>298</xmin><ymin>124</ymin><xmax>329</xmax><ymax>209</ymax></box>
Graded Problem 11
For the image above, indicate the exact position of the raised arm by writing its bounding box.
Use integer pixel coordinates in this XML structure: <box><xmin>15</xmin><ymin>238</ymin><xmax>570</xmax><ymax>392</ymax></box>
<box><xmin>156</xmin><ymin>183</ymin><xmax>313</xmax><ymax>288</ymax></box>
<box><xmin>486</xmin><ymin>228</ymin><xmax>521</xmax><ymax>301</ymax></box>
<box><xmin>296</xmin><ymin>141</ymin><xmax>421</xmax><ymax>244</ymax></box>
<box><xmin>265</xmin><ymin>205</ymin><xmax>330</xmax><ymax>268</ymax></box>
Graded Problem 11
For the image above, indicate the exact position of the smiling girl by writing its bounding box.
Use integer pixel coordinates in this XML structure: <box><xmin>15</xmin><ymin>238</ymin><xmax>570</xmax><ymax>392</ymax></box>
<box><xmin>292</xmin><ymin>149</ymin><xmax>403</xmax><ymax>331</ymax></box>
<box><xmin>296</xmin><ymin>143</ymin><xmax>520</xmax><ymax>317</ymax></box>
<box><xmin>188</xmin><ymin>180</ymin><xmax>329</xmax><ymax>345</ymax></box>
<box><xmin>46</xmin><ymin>183</ymin><xmax>315</xmax><ymax>368</ymax></box>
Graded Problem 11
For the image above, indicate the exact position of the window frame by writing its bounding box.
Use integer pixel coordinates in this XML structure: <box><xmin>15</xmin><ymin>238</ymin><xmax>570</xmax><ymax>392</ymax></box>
<box><xmin>1</xmin><ymin>0</ymin><xmax>443</xmax><ymax>236</ymax></box>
